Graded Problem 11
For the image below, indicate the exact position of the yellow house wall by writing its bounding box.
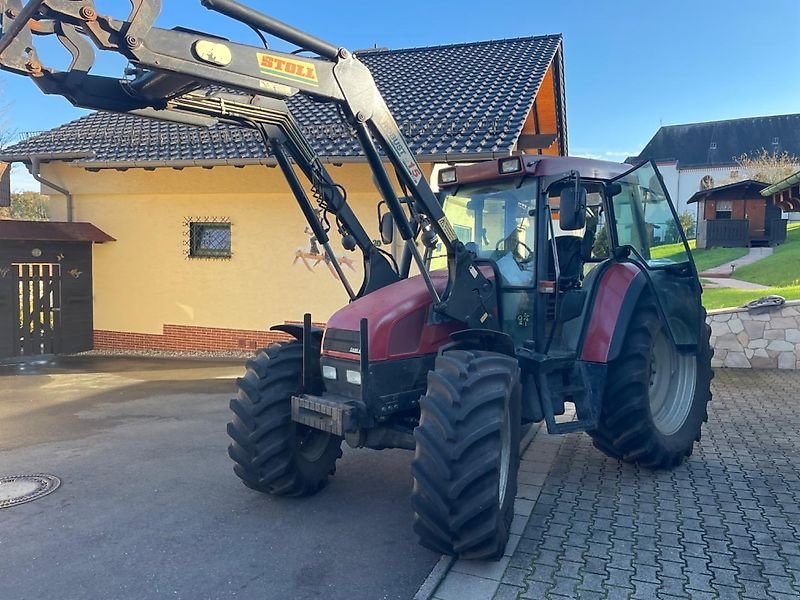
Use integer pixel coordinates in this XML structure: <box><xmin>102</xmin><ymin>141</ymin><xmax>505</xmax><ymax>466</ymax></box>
<box><xmin>41</xmin><ymin>161</ymin><xmax>431</xmax><ymax>335</ymax></box>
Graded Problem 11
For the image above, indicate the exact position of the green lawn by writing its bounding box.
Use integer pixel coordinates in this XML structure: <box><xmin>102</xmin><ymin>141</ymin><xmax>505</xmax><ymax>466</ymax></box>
<box><xmin>731</xmin><ymin>223</ymin><xmax>800</xmax><ymax>287</ymax></box>
<box><xmin>650</xmin><ymin>239</ymin><xmax>749</xmax><ymax>273</ymax></box>
<box><xmin>701</xmin><ymin>221</ymin><xmax>800</xmax><ymax>309</ymax></box>
<box><xmin>703</xmin><ymin>285</ymin><xmax>800</xmax><ymax>310</ymax></box>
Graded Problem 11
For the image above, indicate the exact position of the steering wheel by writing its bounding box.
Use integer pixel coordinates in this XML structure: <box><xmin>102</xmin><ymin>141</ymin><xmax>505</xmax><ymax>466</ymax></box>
<box><xmin>495</xmin><ymin>238</ymin><xmax>534</xmax><ymax>264</ymax></box>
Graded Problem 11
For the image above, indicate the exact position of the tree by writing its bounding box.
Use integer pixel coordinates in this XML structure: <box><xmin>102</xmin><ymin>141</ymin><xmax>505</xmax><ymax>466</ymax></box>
<box><xmin>0</xmin><ymin>191</ymin><xmax>49</xmax><ymax>221</ymax></box>
<box><xmin>665</xmin><ymin>210</ymin><xmax>696</xmax><ymax>243</ymax></box>
<box><xmin>729</xmin><ymin>149</ymin><xmax>798</xmax><ymax>185</ymax></box>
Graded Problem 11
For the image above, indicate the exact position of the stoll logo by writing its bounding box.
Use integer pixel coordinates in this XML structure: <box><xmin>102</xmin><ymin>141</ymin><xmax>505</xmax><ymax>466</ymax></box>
<box><xmin>256</xmin><ymin>52</ymin><xmax>319</xmax><ymax>87</ymax></box>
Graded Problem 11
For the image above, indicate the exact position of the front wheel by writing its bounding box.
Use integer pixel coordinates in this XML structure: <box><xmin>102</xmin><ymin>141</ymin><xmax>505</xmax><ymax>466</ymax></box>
<box><xmin>227</xmin><ymin>342</ymin><xmax>343</xmax><ymax>496</ymax></box>
<box><xmin>589</xmin><ymin>298</ymin><xmax>713</xmax><ymax>469</ymax></box>
<box><xmin>411</xmin><ymin>350</ymin><xmax>521</xmax><ymax>560</ymax></box>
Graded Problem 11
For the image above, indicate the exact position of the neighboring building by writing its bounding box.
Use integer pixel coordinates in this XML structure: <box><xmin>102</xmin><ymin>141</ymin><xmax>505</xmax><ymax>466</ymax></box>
<box><xmin>632</xmin><ymin>113</ymin><xmax>800</xmax><ymax>219</ymax></box>
<box><xmin>761</xmin><ymin>170</ymin><xmax>800</xmax><ymax>214</ymax></box>
<box><xmin>688</xmin><ymin>180</ymin><xmax>791</xmax><ymax>249</ymax></box>
<box><xmin>0</xmin><ymin>35</ymin><xmax>567</xmax><ymax>357</ymax></box>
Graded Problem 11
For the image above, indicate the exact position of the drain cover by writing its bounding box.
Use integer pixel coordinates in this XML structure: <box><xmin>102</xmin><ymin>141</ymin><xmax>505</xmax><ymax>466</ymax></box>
<box><xmin>0</xmin><ymin>474</ymin><xmax>61</xmax><ymax>509</ymax></box>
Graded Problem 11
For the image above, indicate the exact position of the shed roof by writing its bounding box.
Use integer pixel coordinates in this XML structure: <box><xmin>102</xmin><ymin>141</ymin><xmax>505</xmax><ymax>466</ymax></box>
<box><xmin>1</xmin><ymin>35</ymin><xmax>565</xmax><ymax>167</ymax></box>
<box><xmin>0</xmin><ymin>221</ymin><xmax>115</xmax><ymax>242</ymax></box>
<box><xmin>633</xmin><ymin>113</ymin><xmax>800</xmax><ymax>169</ymax></box>
<box><xmin>687</xmin><ymin>180</ymin><xmax>769</xmax><ymax>204</ymax></box>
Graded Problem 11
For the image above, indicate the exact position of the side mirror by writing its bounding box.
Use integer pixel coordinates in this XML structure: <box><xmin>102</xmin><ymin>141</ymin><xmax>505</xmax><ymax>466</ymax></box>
<box><xmin>559</xmin><ymin>179</ymin><xmax>587</xmax><ymax>231</ymax></box>
<box><xmin>379</xmin><ymin>211</ymin><xmax>394</xmax><ymax>245</ymax></box>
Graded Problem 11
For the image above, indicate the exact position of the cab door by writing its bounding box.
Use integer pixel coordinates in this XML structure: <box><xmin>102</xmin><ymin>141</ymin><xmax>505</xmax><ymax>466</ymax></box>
<box><xmin>608</xmin><ymin>161</ymin><xmax>702</xmax><ymax>349</ymax></box>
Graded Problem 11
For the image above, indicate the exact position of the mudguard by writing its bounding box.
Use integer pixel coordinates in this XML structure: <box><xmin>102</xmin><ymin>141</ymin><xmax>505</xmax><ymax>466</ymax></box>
<box><xmin>270</xmin><ymin>323</ymin><xmax>324</xmax><ymax>344</ymax></box>
<box><xmin>446</xmin><ymin>329</ymin><xmax>516</xmax><ymax>357</ymax></box>
<box><xmin>579</xmin><ymin>262</ymin><xmax>649</xmax><ymax>364</ymax></box>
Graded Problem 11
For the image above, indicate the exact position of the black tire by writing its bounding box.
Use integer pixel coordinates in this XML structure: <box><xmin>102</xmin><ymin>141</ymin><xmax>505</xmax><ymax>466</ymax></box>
<box><xmin>227</xmin><ymin>342</ymin><xmax>343</xmax><ymax>496</ymax></box>
<box><xmin>589</xmin><ymin>297</ymin><xmax>713</xmax><ymax>469</ymax></box>
<box><xmin>411</xmin><ymin>350</ymin><xmax>521</xmax><ymax>560</ymax></box>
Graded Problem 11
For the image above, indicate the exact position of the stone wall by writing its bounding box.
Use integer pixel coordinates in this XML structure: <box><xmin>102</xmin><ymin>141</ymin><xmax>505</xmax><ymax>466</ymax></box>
<box><xmin>708</xmin><ymin>300</ymin><xmax>800</xmax><ymax>369</ymax></box>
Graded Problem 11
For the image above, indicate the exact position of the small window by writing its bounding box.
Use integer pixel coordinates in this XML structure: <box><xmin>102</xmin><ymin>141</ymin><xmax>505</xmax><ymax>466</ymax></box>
<box><xmin>188</xmin><ymin>221</ymin><xmax>231</xmax><ymax>258</ymax></box>
<box><xmin>715</xmin><ymin>200</ymin><xmax>733</xmax><ymax>220</ymax></box>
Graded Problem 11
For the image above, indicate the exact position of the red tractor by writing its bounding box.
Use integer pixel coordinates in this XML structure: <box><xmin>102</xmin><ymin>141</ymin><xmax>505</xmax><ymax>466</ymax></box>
<box><xmin>0</xmin><ymin>0</ymin><xmax>712</xmax><ymax>560</ymax></box>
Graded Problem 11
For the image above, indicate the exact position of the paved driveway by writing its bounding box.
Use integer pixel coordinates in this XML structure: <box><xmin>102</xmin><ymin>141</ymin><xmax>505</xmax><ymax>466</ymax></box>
<box><xmin>432</xmin><ymin>369</ymin><xmax>800</xmax><ymax>600</ymax></box>
<box><xmin>0</xmin><ymin>356</ymin><xmax>438</xmax><ymax>600</ymax></box>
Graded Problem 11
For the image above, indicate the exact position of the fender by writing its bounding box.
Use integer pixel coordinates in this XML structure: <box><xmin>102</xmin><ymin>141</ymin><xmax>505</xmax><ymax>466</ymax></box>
<box><xmin>446</xmin><ymin>329</ymin><xmax>516</xmax><ymax>357</ymax></box>
<box><xmin>270</xmin><ymin>323</ymin><xmax>324</xmax><ymax>345</ymax></box>
<box><xmin>579</xmin><ymin>262</ymin><xmax>648</xmax><ymax>363</ymax></box>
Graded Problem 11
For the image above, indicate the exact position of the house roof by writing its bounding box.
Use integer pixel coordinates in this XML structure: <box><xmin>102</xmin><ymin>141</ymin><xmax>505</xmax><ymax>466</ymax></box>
<box><xmin>762</xmin><ymin>170</ymin><xmax>800</xmax><ymax>196</ymax></box>
<box><xmin>687</xmin><ymin>180</ymin><xmax>769</xmax><ymax>204</ymax></box>
<box><xmin>633</xmin><ymin>113</ymin><xmax>800</xmax><ymax>169</ymax></box>
<box><xmin>1</xmin><ymin>35</ymin><xmax>565</xmax><ymax>167</ymax></box>
<box><xmin>0</xmin><ymin>220</ymin><xmax>115</xmax><ymax>242</ymax></box>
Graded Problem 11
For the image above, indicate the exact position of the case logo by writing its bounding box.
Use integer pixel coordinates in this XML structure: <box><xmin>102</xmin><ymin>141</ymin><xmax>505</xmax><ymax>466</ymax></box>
<box><xmin>257</xmin><ymin>52</ymin><xmax>319</xmax><ymax>87</ymax></box>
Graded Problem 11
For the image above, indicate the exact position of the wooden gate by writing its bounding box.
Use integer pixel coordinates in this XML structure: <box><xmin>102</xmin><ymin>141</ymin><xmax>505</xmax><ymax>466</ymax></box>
<box><xmin>13</xmin><ymin>263</ymin><xmax>62</xmax><ymax>356</ymax></box>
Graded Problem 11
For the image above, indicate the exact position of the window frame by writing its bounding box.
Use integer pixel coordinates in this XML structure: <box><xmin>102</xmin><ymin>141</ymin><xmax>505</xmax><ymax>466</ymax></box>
<box><xmin>187</xmin><ymin>220</ymin><xmax>232</xmax><ymax>259</ymax></box>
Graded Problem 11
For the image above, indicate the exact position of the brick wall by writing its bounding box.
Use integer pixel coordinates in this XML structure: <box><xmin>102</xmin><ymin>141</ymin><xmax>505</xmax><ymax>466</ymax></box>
<box><xmin>92</xmin><ymin>323</ymin><xmax>326</xmax><ymax>352</ymax></box>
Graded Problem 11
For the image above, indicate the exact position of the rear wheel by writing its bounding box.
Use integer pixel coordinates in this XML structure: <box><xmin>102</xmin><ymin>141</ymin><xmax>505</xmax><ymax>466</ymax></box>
<box><xmin>589</xmin><ymin>298</ymin><xmax>712</xmax><ymax>468</ymax></box>
<box><xmin>227</xmin><ymin>342</ymin><xmax>343</xmax><ymax>496</ymax></box>
<box><xmin>411</xmin><ymin>350</ymin><xmax>521</xmax><ymax>560</ymax></box>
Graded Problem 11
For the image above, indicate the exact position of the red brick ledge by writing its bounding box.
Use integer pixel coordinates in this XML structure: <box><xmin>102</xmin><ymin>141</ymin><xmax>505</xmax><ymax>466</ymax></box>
<box><xmin>93</xmin><ymin>322</ymin><xmax>325</xmax><ymax>352</ymax></box>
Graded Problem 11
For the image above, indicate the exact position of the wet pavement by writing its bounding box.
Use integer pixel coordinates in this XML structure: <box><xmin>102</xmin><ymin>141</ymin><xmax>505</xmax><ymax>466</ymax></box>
<box><xmin>0</xmin><ymin>355</ymin><xmax>438</xmax><ymax>600</ymax></box>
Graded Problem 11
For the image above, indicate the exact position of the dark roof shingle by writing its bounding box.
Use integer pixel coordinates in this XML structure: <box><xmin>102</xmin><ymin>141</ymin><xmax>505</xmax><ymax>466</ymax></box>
<box><xmin>3</xmin><ymin>35</ymin><xmax>563</xmax><ymax>164</ymax></box>
<box><xmin>634</xmin><ymin>113</ymin><xmax>800</xmax><ymax>169</ymax></box>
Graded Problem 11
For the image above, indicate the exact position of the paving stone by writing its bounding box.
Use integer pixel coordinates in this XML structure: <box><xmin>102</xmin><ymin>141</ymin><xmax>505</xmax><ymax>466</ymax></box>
<box><xmin>488</xmin><ymin>370</ymin><xmax>800</xmax><ymax>600</ymax></box>
<box><xmin>434</xmin><ymin>571</ymin><xmax>500</xmax><ymax>600</ymax></box>
<box><xmin>492</xmin><ymin>583</ymin><xmax>523</xmax><ymax>600</ymax></box>
<box><xmin>500</xmin><ymin>567</ymin><xmax>526</xmax><ymax>587</ymax></box>
<box><xmin>451</xmin><ymin>555</ymin><xmax>510</xmax><ymax>581</ymax></box>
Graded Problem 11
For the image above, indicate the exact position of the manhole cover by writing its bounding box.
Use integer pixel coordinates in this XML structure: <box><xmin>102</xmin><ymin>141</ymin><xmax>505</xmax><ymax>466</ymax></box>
<box><xmin>0</xmin><ymin>474</ymin><xmax>61</xmax><ymax>509</ymax></box>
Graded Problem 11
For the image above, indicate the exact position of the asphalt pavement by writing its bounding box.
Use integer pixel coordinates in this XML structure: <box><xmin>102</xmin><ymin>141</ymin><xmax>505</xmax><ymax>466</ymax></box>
<box><xmin>0</xmin><ymin>355</ymin><xmax>439</xmax><ymax>600</ymax></box>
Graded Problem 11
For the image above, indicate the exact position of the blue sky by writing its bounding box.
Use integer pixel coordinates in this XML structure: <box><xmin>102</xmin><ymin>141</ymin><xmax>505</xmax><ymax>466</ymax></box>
<box><xmin>3</xmin><ymin>0</ymin><xmax>799</xmax><ymax>190</ymax></box>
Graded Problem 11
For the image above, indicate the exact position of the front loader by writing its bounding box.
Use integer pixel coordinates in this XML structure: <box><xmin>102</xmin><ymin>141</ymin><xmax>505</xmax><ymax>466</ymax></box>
<box><xmin>0</xmin><ymin>0</ymin><xmax>712</xmax><ymax>560</ymax></box>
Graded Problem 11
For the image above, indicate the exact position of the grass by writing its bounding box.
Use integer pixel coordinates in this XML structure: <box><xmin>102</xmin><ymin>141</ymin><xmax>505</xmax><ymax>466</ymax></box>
<box><xmin>701</xmin><ymin>221</ymin><xmax>800</xmax><ymax>309</ymax></box>
<box><xmin>731</xmin><ymin>222</ymin><xmax>800</xmax><ymax>287</ymax></box>
<box><xmin>650</xmin><ymin>239</ymin><xmax>749</xmax><ymax>273</ymax></box>
<box><xmin>702</xmin><ymin>285</ymin><xmax>800</xmax><ymax>310</ymax></box>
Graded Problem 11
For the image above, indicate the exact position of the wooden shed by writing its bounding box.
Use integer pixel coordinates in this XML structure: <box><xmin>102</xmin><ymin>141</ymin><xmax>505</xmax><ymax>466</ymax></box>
<box><xmin>690</xmin><ymin>180</ymin><xmax>789</xmax><ymax>249</ymax></box>
<box><xmin>0</xmin><ymin>221</ymin><xmax>114</xmax><ymax>359</ymax></box>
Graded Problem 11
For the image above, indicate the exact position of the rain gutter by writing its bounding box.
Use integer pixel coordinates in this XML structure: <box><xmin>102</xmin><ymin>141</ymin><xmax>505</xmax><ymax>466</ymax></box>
<box><xmin>0</xmin><ymin>152</ymin><xmax>91</xmax><ymax>222</ymax></box>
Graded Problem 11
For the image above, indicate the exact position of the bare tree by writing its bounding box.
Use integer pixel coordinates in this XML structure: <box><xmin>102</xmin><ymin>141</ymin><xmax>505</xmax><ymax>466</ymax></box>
<box><xmin>729</xmin><ymin>149</ymin><xmax>798</xmax><ymax>185</ymax></box>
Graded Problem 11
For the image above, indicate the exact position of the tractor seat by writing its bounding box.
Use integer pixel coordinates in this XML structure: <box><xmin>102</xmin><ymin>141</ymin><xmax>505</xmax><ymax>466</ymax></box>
<box><xmin>549</xmin><ymin>235</ymin><xmax>584</xmax><ymax>289</ymax></box>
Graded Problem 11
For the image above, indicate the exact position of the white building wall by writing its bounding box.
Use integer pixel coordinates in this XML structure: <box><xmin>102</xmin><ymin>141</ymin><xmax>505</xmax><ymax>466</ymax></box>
<box><xmin>657</xmin><ymin>163</ymin><xmax>800</xmax><ymax>227</ymax></box>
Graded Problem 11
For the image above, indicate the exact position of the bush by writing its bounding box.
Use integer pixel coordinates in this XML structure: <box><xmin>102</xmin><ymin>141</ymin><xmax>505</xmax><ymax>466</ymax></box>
<box><xmin>665</xmin><ymin>211</ymin><xmax>695</xmax><ymax>242</ymax></box>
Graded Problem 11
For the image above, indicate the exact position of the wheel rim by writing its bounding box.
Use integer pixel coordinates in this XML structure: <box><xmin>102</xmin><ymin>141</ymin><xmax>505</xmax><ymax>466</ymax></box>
<box><xmin>296</xmin><ymin>425</ymin><xmax>332</xmax><ymax>462</ymax></box>
<box><xmin>649</xmin><ymin>327</ymin><xmax>697</xmax><ymax>436</ymax></box>
<box><xmin>498</xmin><ymin>404</ymin><xmax>511</xmax><ymax>507</ymax></box>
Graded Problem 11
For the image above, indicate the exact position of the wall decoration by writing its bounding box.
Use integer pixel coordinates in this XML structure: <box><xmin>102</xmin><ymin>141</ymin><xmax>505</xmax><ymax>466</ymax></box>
<box><xmin>294</xmin><ymin>224</ymin><xmax>356</xmax><ymax>280</ymax></box>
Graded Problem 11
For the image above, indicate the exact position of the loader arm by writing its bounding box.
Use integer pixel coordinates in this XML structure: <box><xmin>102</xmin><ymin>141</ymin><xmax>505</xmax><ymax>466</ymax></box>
<box><xmin>0</xmin><ymin>0</ymin><xmax>497</xmax><ymax>328</ymax></box>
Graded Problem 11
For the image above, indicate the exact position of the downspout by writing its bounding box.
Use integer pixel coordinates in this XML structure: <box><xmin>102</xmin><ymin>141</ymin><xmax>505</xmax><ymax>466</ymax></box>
<box><xmin>30</xmin><ymin>157</ymin><xmax>74</xmax><ymax>222</ymax></box>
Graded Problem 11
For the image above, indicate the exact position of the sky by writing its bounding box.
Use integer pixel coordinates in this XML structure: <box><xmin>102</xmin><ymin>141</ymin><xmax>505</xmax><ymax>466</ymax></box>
<box><xmin>2</xmin><ymin>0</ymin><xmax>799</xmax><ymax>191</ymax></box>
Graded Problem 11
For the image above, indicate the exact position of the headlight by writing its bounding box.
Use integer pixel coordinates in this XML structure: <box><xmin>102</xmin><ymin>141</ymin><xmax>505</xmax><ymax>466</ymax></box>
<box><xmin>499</xmin><ymin>157</ymin><xmax>522</xmax><ymax>174</ymax></box>
<box><xmin>345</xmin><ymin>369</ymin><xmax>362</xmax><ymax>386</ymax></box>
<box><xmin>322</xmin><ymin>365</ymin><xmax>337</xmax><ymax>380</ymax></box>
<box><xmin>439</xmin><ymin>168</ymin><xmax>457</xmax><ymax>185</ymax></box>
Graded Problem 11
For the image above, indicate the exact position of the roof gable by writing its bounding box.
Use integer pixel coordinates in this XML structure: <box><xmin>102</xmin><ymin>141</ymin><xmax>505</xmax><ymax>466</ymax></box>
<box><xmin>635</xmin><ymin>113</ymin><xmax>800</xmax><ymax>169</ymax></box>
<box><xmin>2</xmin><ymin>35</ymin><xmax>564</xmax><ymax>166</ymax></box>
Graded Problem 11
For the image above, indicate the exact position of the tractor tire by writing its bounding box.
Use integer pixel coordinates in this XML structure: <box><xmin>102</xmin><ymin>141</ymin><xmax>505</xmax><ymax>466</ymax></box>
<box><xmin>411</xmin><ymin>350</ymin><xmax>521</xmax><ymax>560</ymax></box>
<box><xmin>589</xmin><ymin>297</ymin><xmax>713</xmax><ymax>469</ymax></box>
<box><xmin>227</xmin><ymin>341</ymin><xmax>343</xmax><ymax>496</ymax></box>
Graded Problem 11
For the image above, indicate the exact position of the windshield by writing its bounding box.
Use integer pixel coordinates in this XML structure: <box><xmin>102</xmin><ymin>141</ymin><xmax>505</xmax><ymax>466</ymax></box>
<box><xmin>611</xmin><ymin>162</ymin><xmax>691</xmax><ymax>267</ymax></box>
<box><xmin>431</xmin><ymin>179</ymin><xmax>537</xmax><ymax>285</ymax></box>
